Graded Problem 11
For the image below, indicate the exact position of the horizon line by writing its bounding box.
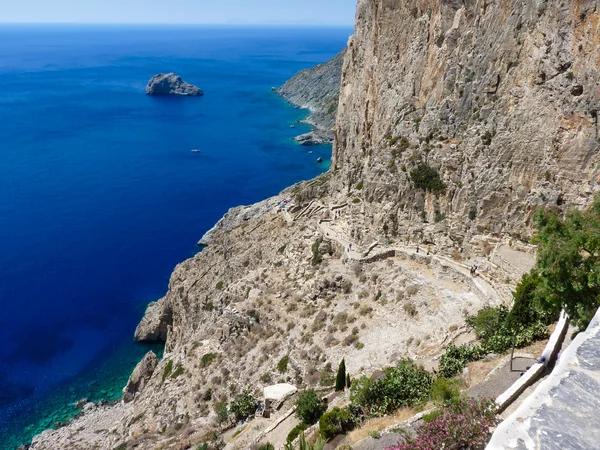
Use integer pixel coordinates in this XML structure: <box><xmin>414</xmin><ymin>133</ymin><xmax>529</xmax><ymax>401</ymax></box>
<box><xmin>0</xmin><ymin>22</ymin><xmax>354</xmax><ymax>27</ymax></box>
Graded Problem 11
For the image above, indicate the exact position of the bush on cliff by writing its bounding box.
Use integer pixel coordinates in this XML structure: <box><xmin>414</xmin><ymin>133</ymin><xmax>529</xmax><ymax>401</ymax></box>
<box><xmin>438</xmin><ymin>344</ymin><xmax>485</xmax><ymax>379</ymax></box>
<box><xmin>319</xmin><ymin>406</ymin><xmax>354</xmax><ymax>440</ymax></box>
<box><xmin>296</xmin><ymin>389</ymin><xmax>327</xmax><ymax>425</ymax></box>
<box><xmin>350</xmin><ymin>359</ymin><xmax>432</xmax><ymax>417</ymax></box>
<box><xmin>229</xmin><ymin>390</ymin><xmax>257</xmax><ymax>422</ymax></box>
<box><xmin>286</xmin><ymin>423</ymin><xmax>308</xmax><ymax>443</ymax></box>
<box><xmin>409</xmin><ymin>164</ymin><xmax>446</xmax><ymax>193</ymax></box>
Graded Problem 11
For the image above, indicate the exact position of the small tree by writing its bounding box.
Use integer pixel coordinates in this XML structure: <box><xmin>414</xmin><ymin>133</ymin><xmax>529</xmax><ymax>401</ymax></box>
<box><xmin>229</xmin><ymin>389</ymin><xmax>257</xmax><ymax>421</ymax></box>
<box><xmin>335</xmin><ymin>359</ymin><xmax>346</xmax><ymax>391</ymax></box>
<box><xmin>296</xmin><ymin>390</ymin><xmax>327</xmax><ymax>425</ymax></box>
<box><xmin>532</xmin><ymin>195</ymin><xmax>600</xmax><ymax>327</ymax></box>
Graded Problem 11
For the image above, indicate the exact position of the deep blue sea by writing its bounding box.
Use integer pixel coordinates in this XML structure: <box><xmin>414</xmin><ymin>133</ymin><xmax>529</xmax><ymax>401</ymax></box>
<box><xmin>0</xmin><ymin>24</ymin><xmax>350</xmax><ymax>448</ymax></box>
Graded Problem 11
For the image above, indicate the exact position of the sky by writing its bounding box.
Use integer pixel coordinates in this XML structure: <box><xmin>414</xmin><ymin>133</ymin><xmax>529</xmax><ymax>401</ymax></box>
<box><xmin>1</xmin><ymin>0</ymin><xmax>357</xmax><ymax>25</ymax></box>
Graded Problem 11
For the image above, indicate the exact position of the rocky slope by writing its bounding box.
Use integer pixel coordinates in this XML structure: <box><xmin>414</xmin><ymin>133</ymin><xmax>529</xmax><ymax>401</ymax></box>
<box><xmin>278</xmin><ymin>50</ymin><xmax>346</xmax><ymax>143</ymax></box>
<box><xmin>29</xmin><ymin>1</ymin><xmax>600</xmax><ymax>449</ymax></box>
<box><xmin>146</xmin><ymin>73</ymin><xmax>204</xmax><ymax>96</ymax></box>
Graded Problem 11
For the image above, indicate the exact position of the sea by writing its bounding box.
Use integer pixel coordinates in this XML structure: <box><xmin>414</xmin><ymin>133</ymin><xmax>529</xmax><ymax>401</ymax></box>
<box><xmin>0</xmin><ymin>24</ymin><xmax>351</xmax><ymax>448</ymax></box>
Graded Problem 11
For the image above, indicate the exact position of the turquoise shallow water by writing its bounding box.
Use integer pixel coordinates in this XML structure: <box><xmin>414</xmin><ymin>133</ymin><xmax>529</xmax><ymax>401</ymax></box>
<box><xmin>0</xmin><ymin>24</ymin><xmax>350</xmax><ymax>448</ymax></box>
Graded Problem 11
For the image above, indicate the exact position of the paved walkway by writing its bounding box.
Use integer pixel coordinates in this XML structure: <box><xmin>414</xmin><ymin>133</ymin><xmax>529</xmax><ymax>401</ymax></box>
<box><xmin>468</xmin><ymin>356</ymin><xmax>538</xmax><ymax>400</ymax></box>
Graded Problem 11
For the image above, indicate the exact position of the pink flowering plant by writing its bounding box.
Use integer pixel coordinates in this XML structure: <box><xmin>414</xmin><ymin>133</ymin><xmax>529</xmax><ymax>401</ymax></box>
<box><xmin>387</xmin><ymin>398</ymin><xmax>498</xmax><ymax>450</ymax></box>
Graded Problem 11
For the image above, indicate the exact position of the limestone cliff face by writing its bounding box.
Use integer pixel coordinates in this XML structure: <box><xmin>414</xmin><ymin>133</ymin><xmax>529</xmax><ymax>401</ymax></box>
<box><xmin>333</xmin><ymin>0</ymin><xmax>600</xmax><ymax>242</ymax></box>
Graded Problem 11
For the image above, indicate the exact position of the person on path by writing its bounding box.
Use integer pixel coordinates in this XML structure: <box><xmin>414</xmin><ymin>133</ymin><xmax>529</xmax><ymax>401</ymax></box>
<box><xmin>416</xmin><ymin>245</ymin><xmax>420</xmax><ymax>253</ymax></box>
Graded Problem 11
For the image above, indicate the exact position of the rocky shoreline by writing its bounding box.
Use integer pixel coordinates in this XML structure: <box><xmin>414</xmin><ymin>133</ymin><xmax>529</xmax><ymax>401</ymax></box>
<box><xmin>278</xmin><ymin>49</ymin><xmax>345</xmax><ymax>144</ymax></box>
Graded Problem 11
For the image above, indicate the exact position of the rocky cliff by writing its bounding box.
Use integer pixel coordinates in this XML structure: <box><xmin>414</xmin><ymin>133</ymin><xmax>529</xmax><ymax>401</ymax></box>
<box><xmin>333</xmin><ymin>0</ymin><xmax>600</xmax><ymax>245</ymax></box>
<box><xmin>29</xmin><ymin>2</ymin><xmax>600</xmax><ymax>449</ymax></box>
<box><xmin>278</xmin><ymin>50</ymin><xmax>346</xmax><ymax>143</ymax></box>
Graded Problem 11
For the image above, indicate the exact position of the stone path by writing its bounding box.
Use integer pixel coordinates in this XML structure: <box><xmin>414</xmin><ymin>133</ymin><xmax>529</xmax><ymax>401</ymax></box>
<box><xmin>317</xmin><ymin>219</ymin><xmax>505</xmax><ymax>305</ymax></box>
<box><xmin>467</xmin><ymin>355</ymin><xmax>538</xmax><ymax>400</ymax></box>
<box><xmin>352</xmin><ymin>432</ymin><xmax>404</xmax><ymax>450</ymax></box>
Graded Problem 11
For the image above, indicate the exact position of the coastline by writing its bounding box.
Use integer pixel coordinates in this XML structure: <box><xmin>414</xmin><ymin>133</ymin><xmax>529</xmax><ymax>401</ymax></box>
<box><xmin>4</xmin><ymin>341</ymin><xmax>163</xmax><ymax>450</ymax></box>
<box><xmin>20</xmin><ymin>93</ymin><xmax>335</xmax><ymax>450</ymax></box>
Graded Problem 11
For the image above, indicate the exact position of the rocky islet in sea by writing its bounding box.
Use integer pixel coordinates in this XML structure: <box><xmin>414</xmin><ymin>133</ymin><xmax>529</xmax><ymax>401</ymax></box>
<box><xmin>146</xmin><ymin>73</ymin><xmax>203</xmax><ymax>96</ymax></box>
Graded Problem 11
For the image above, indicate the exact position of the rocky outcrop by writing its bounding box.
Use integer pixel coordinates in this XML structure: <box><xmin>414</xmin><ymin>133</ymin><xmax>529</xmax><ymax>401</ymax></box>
<box><xmin>293</xmin><ymin>130</ymin><xmax>334</xmax><ymax>146</ymax></box>
<box><xmin>333</xmin><ymin>0</ymin><xmax>600</xmax><ymax>243</ymax></box>
<box><xmin>146</xmin><ymin>73</ymin><xmax>203</xmax><ymax>96</ymax></box>
<box><xmin>278</xmin><ymin>49</ymin><xmax>345</xmax><ymax>133</ymax></box>
<box><xmin>134</xmin><ymin>301</ymin><xmax>172</xmax><ymax>342</ymax></box>
<box><xmin>122</xmin><ymin>351</ymin><xmax>158</xmax><ymax>403</ymax></box>
<box><xmin>198</xmin><ymin>195</ymin><xmax>283</xmax><ymax>246</ymax></box>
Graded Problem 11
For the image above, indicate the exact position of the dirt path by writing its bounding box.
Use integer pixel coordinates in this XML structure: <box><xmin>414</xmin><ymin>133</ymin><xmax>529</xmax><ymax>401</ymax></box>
<box><xmin>318</xmin><ymin>219</ymin><xmax>504</xmax><ymax>306</ymax></box>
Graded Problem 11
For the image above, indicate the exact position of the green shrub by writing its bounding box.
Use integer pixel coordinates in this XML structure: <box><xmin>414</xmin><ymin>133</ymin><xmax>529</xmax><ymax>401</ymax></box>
<box><xmin>466</xmin><ymin>299</ymin><xmax>551</xmax><ymax>355</ymax></box>
<box><xmin>196</xmin><ymin>432</ymin><xmax>225</xmax><ymax>450</ymax></box>
<box><xmin>229</xmin><ymin>390</ymin><xmax>257</xmax><ymax>421</ymax></box>
<box><xmin>258</xmin><ymin>443</ymin><xmax>274</xmax><ymax>450</ymax></box>
<box><xmin>201</xmin><ymin>353</ymin><xmax>217</xmax><ymax>368</ymax></box>
<box><xmin>202</xmin><ymin>388</ymin><xmax>213</xmax><ymax>401</ymax></box>
<box><xmin>171</xmin><ymin>363</ymin><xmax>185</xmax><ymax>379</ymax></box>
<box><xmin>260</xmin><ymin>373</ymin><xmax>272</xmax><ymax>384</ymax></box>
<box><xmin>319</xmin><ymin>407</ymin><xmax>354</xmax><ymax>440</ymax></box>
<box><xmin>469</xmin><ymin>306</ymin><xmax>508</xmax><ymax>342</ymax></box>
<box><xmin>287</xmin><ymin>423</ymin><xmax>308</xmax><ymax>443</ymax></box>
<box><xmin>439</xmin><ymin>344</ymin><xmax>485</xmax><ymax>378</ymax></box>
<box><xmin>481</xmin><ymin>129</ymin><xmax>495</xmax><ymax>146</ymax></box>
<box><xmin>469</xmin><ymin>207</ymin><xmax>477</xmax><ymax>221</ymax></box>
<box><xmin>350</xmin><ymin>359</ymin><xmax>432</xmax><ymax>417</ymax></box>
<box><xmin>214</xmin><ymin>401</ymin><xmax>229</xmax><ymax>425</ymax></box>
<box><xmin>319</xmin><ymin>370</ymin><xmax>335</xmax><ymax>387</ymax></box>
<box><xmin>296</xmin><ymin>390</ymin><xmax>327</xmax><ymax>425</ymax></box>
<box><xmin>216</xmin><ymin>281</ymin><xmax>224</xmax><ymax>290</ymax></box>
<box><xmin>430</xmin><ymin>377</ymin><xmax>462</xmax><ymax>406</ymax></box>
<box><xmin>335</xmin><ymin>359</ymin><xmax>346</xmax><ymax>391</ymax></box>
<box><xmin>277</xmin><ymin>355</ymin><xmax>289</xmax><ymax>373</ymax></box>
<box><xmin>162</xmin><ymin>360</ymin><xmax>174</xmax><ymax>382</ymax></box>
<box><xmin>311</xmin><ymin>238</ymin><xmax>324</xmax><ymax>266</ymax></box>
<box><xmin>247</xmin><ymin>309</ymin><xmax>260</xmax><ymax>323</ymax></box>
<box><xmin>409</xmin><ymin>164</ymin><xmax>446</xmax><ymax>193</ymax></box>
<box><xmin>422</xmin><ymin>408</ymin><xmax>443</xmax><ymax>423</ymax></box>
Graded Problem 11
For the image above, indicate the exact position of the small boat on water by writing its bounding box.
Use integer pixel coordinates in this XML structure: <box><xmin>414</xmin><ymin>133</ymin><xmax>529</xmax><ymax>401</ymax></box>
<box><xmin>191</xmin><ymin>148</ymin><xmax>200</xmax><ymax>153</ymax></box>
